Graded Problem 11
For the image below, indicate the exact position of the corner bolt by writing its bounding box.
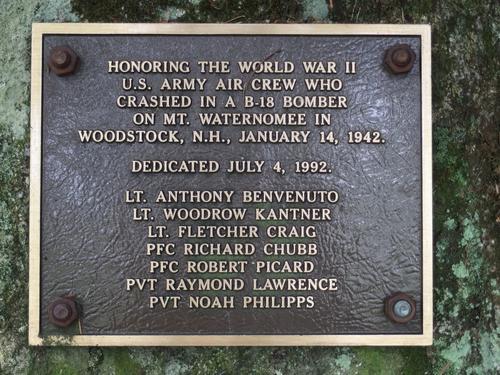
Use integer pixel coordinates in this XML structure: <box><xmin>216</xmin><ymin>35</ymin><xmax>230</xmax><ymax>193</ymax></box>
<box><xmin>384</xmin><ymin>44</ymin><xmax>416</xmax><ymax>74</ymax></box>
<box><xmin>48</xmin><ymin>46</ymin><xmax>79</xmax><ymax>76</ymax></box>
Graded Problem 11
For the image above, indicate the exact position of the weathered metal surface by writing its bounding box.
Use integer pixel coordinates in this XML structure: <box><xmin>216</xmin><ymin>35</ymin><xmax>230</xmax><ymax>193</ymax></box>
<box><xmin>37</xmin><ymin>32</ymin><xmax>424</xmax><ymax>339</ymax></box>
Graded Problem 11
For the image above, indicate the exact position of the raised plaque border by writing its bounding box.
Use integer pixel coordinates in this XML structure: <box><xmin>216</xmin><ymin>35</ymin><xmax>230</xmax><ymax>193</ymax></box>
<box><xmin>29</xmin><ymin>23</ymin><xmax>432</xmax><ymax>346</ymax></box>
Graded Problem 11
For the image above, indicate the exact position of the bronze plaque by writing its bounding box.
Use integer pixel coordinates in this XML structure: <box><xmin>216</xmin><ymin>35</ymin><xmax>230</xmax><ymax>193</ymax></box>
<box><xmin>29</xmin><ymin>24</ymin><xmax>432</xmax><ymax>346</ymax></box>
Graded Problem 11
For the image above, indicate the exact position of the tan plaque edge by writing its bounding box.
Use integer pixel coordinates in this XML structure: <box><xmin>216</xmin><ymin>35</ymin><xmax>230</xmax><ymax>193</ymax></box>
<box><xmin>29</xmin><ymin>23</ymin><xmax>432</xmax><ymax>347</ymax></box>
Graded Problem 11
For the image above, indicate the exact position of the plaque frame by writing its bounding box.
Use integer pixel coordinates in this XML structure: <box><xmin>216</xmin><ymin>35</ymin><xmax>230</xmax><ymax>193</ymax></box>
<box><xmin>29</xmin><ymin>23</ymin><xmax>432</xmax><ymax>346</ymax></box>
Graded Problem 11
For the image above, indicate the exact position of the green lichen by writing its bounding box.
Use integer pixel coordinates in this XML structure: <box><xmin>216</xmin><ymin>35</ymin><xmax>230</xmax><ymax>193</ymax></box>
<box><xmin>30</xmin><ymin>348</ymin><xmax>91</xmax><ymax>375</ymax></box>
<box><xmin>439</xmin><ymin>331</ymin><xmax>472</xmax><ymax>373</ymax></box>
<box><xmin>98</xmin><ymin>349</ymin><xmax>143</xmax><ymax>375</ymax></box>
<box><xmin>301</xmin><ymin>0</ymin><xmax>329</xmax><ymax>21</ymax></box>
<box><xmin>71</xmin><ymin>0</ymin><xmax>304</xmax><ymax>24</ymax></box>
<box><xmin>71</xmin><ymin>0</ymin><xmax>170</xmax><ymax>22</ymax></box>
<box><xmin>128</xmin><ymin>348</ymin><xmax>166</xmax><ymax>375</ymax></box>
<box><xmin>452</xmin><ymin>261</ymin><xmax>469</xmax><ymax>279</ymax></box>
<box><xmin>334</xmin><ymin>353</ymin><xmax>352</xmax><ymax>371</ymax></box>
<box><xmin>353</xmin><ymin>347</ymin><xmax>429</xmax><ymax>375</ymax></box>
<box><xmin>429</xmin><ymin>0</ymin><xmax>499</xmax><ymax>371</ymax></box>
<box><xmin>1</xmin><ymin>0</ymin><xmax>498</xmax><ymax>374</ymax></box>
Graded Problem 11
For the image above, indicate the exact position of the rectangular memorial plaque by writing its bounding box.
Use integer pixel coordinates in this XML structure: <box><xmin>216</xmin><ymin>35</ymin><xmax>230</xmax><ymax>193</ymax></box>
<box><xmin>29</xmin><ymin>23</ymin><xmax>432</xmax><ymax>346</ymax></box>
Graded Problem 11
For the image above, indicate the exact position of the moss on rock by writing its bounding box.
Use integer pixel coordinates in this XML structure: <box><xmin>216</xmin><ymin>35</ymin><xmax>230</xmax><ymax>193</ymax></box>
<box><xmin>353</xmin><ymin>347</ymin><xmax>429</xmax><ymax>375</ymax></box>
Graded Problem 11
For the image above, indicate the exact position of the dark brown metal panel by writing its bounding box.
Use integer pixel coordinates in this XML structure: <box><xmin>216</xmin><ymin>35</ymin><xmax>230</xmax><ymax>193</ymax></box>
<box><xmin>40</xmin><ymin>34</ymin><xmax>422</xmax><ymax>336</ymax></box>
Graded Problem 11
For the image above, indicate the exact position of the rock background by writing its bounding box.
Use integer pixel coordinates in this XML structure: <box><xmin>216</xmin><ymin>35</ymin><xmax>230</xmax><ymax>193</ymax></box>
<box><xmin>0</xmin><ymin>0</ymin><xmax>498</xmax><ymax>373</ymax></box>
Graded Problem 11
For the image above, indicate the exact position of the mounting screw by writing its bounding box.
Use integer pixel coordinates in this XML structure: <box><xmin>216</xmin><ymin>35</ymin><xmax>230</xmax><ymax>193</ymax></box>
<box><xmin>384</xmin><ymin>292</ymin><xmax>416</xmax><ymax>323</ymax></box>
<box><xmin>48</xmin><ymin>297</ymin><xmax>79</xmax><ymax>327</ymax></box>
<box><xmin>384</xmin><ymin>44</ymin><xmax>416</xmax><ymax>74</ymax></box>
<box><xmin>48</xmin><ymin>46</ymin><xmax>79</xmax><ymax>76</ymax></box>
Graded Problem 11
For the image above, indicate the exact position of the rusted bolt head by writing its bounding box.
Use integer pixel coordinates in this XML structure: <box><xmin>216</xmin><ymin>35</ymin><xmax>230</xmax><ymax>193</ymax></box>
<box><xmin>48</xmin><ymin>297</ymin><xmax>78</xmax><ymax>327</ymax></box>
<box><xmin>384</xmin><ymin>44</ymin><xmax>416</xmax><ymax>74</ymax></box>
<box><xmin>384</xmin><ymin>292</ymin><xmax>416</xmax><ymax>323</ymax></box>
<box><xmin>48</xmin><ymin>46</ymin><xmax>79</xmax><ymax>76</ymax></box>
